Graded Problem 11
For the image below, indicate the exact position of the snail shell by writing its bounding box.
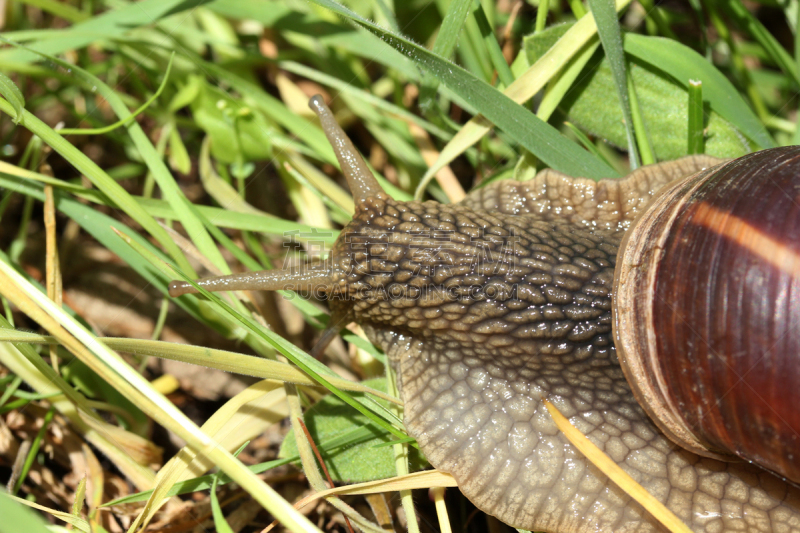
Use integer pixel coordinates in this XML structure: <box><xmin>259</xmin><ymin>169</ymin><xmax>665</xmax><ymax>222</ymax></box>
<box><xmin>615</xmin><ymin>146</ymin><xmax>800</xmax><ymax>485</ymax></box>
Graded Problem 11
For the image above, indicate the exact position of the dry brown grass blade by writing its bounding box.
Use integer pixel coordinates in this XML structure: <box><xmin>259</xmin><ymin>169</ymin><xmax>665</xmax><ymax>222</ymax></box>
<box><xmin>407</xmin><ymin>121</ymin><xmax>465</xmax><ymax>202</ymax></box>
<box><xmin>43</xmin><ymin>181</ymin><xmax>62</xmax><ymax>375</ymax></box>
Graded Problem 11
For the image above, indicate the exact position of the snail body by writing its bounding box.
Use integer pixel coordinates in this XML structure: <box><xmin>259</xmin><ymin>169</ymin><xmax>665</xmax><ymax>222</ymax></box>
<box><xmin>169</xmin><ymin>96</ymin><xmax>800</xmax><ymax>532</ymax></box>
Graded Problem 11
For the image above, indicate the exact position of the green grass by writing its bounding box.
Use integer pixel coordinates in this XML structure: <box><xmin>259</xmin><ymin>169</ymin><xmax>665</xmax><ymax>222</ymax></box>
<box><xmin>0</xmin><ymin>0</ymin><xmax>796</xmax><ymax>531</ymax></box>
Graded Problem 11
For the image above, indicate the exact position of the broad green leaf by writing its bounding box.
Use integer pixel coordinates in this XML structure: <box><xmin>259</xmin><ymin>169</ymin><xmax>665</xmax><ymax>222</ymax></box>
<box><xmin>523</xmin><ymin>23</ymin><xmax>572</xmax><ymax>63</ymax></box>
<box><xmin>168</xmin><ymin>75</ymin><xmax>202</xmax><ymax>112</ymax></box>
<box><xmin>0</xmin><ymin>492</ymin><xmax>85</xmax><ymax>533</ymax></box>
<box><xmin>623</xmin><ymin>34</ymin><xmax>773</xmax><ymax>149</ymax></box>
<box><xmin>526</xmin><ymin>29</ymin><xmax>770</xmax><ymax>154</ymax></box>
<box><xmin>280</xmin><ymin>379</ymin><xmax>425</xmax><ymax>482</ymax></box>
<box><xmin>539</xmin><ymin>48</ymin><xmax>752</xmax><ymax>160</ymax></box>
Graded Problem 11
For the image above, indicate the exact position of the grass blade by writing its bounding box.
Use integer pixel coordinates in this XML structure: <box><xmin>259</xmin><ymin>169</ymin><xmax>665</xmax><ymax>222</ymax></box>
<box><xmin>688</xmin><ymin>80</ymin><xmax>704</xmax><ymax>154</ymax></box>
<box><xmin>0</xmin><ymin>258</ymin><xmax>323</xmax><ymax>533</ymax></box>
<box><xmin>0</xmin><ymin>0</ymin><xmax>213</xmax><ymax>64</ymax></box>
<box><xmin>310</xmin><ymin>0</ymin><xmax>616</xmax><ymax>180</ymax></box>
<box><xmin>0</xmin><ymin>71</ymin><xmax>24</xmax><ymax>123</ymax></box>
<box><xmin>627</xmin><ymin>71</ymin><xmax>654</xmax><ymax>165</ymax></box>
<box><xmin>473</xmin><ymin>0</ymin><xmax>515</xmax><ymax>87</ymax></box>
<box><xmin>722</xmin><ymin>0</ymin><xmax>800</xmax><ymax>88</ymax></box>
<box><xmin>417</xmin><ymin>0</ymin><xmax>631</xmax><ymax>194</ymax></box>
<box><xmin>0</xmin><ymin>97</ymin><xmax>196</xmax><ymax>276</ymax></box>
<box><xmin>419</xmin><ymin>0</ymin><xmax>472</xmax><ymax>115</ymax></box>
<box><xmin>588</xmin><ymin>0</ymin><xmax>640</xmax><ymax>168</ymax></box>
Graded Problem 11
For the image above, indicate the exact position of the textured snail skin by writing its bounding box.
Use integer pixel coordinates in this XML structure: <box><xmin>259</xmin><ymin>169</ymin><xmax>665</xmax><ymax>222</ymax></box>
<box><xmin>169</xmin><ymin>97</ymin><xmax>800</xmax><ymax>532</ymax></box>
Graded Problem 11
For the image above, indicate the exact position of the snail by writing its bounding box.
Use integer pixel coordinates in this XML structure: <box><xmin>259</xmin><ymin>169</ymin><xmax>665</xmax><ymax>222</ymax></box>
<box><xmin>169</xmin><ymin>95</ymin><xmax>800</xmax><ymax>532</ymax></box>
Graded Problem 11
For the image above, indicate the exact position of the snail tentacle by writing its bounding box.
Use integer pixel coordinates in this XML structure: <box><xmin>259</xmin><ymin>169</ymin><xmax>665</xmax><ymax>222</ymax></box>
<box><xmin>167</xmin><ymin>269</ymin><xmax>335</xmax><ymax>297</ymax></box>
<box><xmin>308</xmin><ymin>95</ymin><xmax>388</xmax><ymax>205</ymax></box>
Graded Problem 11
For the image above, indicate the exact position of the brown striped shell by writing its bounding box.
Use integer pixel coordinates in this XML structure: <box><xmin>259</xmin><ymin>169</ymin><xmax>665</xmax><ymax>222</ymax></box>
<box><xmin>615</xmin><ymin>146</ymin><xmax>800</xmax><ymax>484</ymax></box>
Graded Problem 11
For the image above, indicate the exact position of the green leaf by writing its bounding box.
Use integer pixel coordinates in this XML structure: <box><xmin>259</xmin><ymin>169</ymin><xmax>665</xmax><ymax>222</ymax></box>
<box><xmin>13</xmin><ymin>408</ymin><xmax>54</xmax><ymax>494</ymax></box>
<box><xmin>210</xmin><ymin>471</ymin><xmax>235</xmax><ymax>533</ymax></box>
<box><xmin>308</xmin><ymin>0</ymin><xmax>617</xmax><ymax>179</ymax></box>
<box><xmin>0</xmin><ymin>71</ymin><xmax>24</xmax><ymax>124</ymax></box>
<box><xmin>0</xmin><ymin>492</ymin><xmax>53</xmax><ymax>533</ymax></box>
<box><xmin>0</xmin><ymin>0</ymin><xmax>214</xmax><ymax>65</ymax></box>
<box><xmin>168</xmin><ymin>75</ymin><xmax>202</xmax><ymax>112</ymax></box>
<box><xmin>280</xmin><ymin>379</ymin><xmax>425</xmax><ymax>482</ymax></box>
<box><xmin>525</xmin><ymin>30</ymin><xmax>771</xmax><ymax>155</ymax></box>
<box><xmin>563</xmin><ymin>122</ymin><xmax>615</xmax><ymax>168</ymax></box>
<box><xmin>191</xmin><ymin>83</ymin><xmax>273</xmax><ymax>164</ymax></box>
<box><xmin>535</xmin><ymin>0</ymin><xmax>551</xmax><ymax>32</ymax></box>
<box><xmin>14</xmin><ymin>0</ymin><xmax>88</xmax><ymax>22</ymax></box>
<box><xmin>472</xmin><ymin>0</ymin><xmax>515</xmax><ymax>87</ymax></box>
<box><xmin>535</xmin><ymin>38</ymin><xmax>600</xmax><ymax>123</ymax></box>
<box><xmin>524</xmin><ymin>23</ymin><xmax>573</xmax><ymax>64</ymax></box>
<box><xmin>419</xmin><ymin>0</ymin><xmax>472</xmax><ymax>114</ymax></box>
<box><xmin>554</xmin><ymin>49</ymin><xmax>752</xmax><ymax>160</ymax></box>
<box><xmin>168</xmin><ymin>125</ymin><xmax>191</xmax><ymax>175</ymax></box>
<box><xmin>623</xmin><ymin>34</ymin><xmax>773</xmax><ymax>150</ymax></box>
<box><xmin>627</xmin><ymin>70</ymin><xmax>655</xmax><ymax>165</ymax></box>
